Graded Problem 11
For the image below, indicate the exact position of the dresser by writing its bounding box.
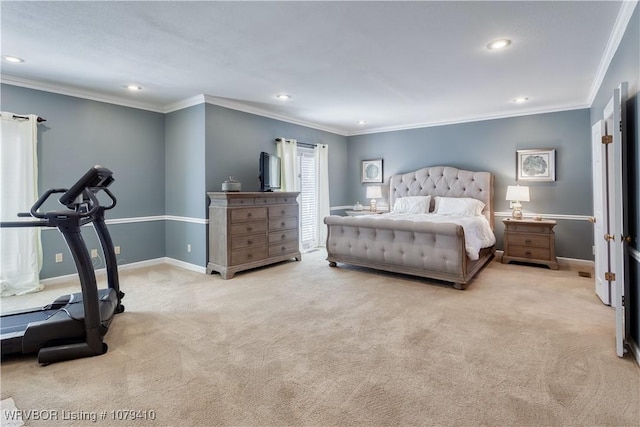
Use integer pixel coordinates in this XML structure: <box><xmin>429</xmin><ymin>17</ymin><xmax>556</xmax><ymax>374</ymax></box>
<box><xmin>207</xmin><ymin>192</ymin><xmax>301</xmax><ymax>279</ymax></box>
<box><xmin>502</xmin><ymin>218</ymin><xmax>558</xmax><ymax>270</ymax></box>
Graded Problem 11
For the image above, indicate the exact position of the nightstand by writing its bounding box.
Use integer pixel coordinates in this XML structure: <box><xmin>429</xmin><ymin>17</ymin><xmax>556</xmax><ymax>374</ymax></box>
<box><xmin>502</xmin><ymin>218</ymin><xmax>558</xmax><ymax>270</ymax></box>
<box><xmin>345</xmin><ymin>210</ymin><xmax>384</xmax><ymax>216</ymax></box>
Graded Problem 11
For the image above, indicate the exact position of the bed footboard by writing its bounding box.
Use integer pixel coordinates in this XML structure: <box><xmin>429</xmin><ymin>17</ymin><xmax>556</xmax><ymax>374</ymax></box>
<box><xmin>324</xmin><ymin>216</ymin><xmax>493</xmax><ymax>288</ymax></box>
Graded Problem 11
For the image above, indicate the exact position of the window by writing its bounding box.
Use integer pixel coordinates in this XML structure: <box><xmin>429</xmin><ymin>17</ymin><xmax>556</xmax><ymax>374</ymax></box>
<box><xmin>297</xmin><ymin>147</ymin><xmax>316</xmax><ymax>250</ymax></box>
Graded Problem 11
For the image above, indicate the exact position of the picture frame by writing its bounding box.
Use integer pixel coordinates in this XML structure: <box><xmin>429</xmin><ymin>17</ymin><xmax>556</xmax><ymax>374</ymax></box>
<box><xmin>361</xmin><ymin>159</ymin><xmax>383</xmax><ymax>183</ymax></box>
<box><xmin>517</xmin><ymin>149</ymin><xmax>556</xmax><ymax>182</ymax></box>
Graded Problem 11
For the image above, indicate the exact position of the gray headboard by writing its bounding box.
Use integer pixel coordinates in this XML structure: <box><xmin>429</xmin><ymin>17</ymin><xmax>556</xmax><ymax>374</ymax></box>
<box><xmin>389</xmin><ymin>166</ymin><xmax>495</xmax><ymax>229</ymax></box>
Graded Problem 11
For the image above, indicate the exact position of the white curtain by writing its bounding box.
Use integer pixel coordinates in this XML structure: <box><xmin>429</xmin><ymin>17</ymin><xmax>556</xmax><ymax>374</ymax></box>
<box><xmin>314</xmin><ymin>144</ymin><xmax>330</xmax><ymax>247</ymax></box>
<box><xmin>276</xmin><ymin>138</ymin><xmax>299</xmax><ymax>191</ymax></box>
<box><xmin>0</xmin><ymin>113</ymin><xmax>43</xmax><ymax>296</ymax></box>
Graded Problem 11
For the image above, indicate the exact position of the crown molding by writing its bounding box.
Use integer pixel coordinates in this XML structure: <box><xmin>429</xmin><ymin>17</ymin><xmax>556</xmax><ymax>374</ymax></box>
<box><xmin>0</xmin><ymin>74</ymin><xmax>165</xmax><ymax>113</ymax></box>
<box><xmin>346</xmin><ymin>103</ymin><xmax>590</xmax><ymax>136</ymax></box>
<box><xmin>163</xmin><ymin>94</ymin><xmax>207</xmax><ymax>113</ymax></box>
<box><xmin>587</xmin><ymin>0</ymin><xmax>638</xmax><ymax>105</ymax></box>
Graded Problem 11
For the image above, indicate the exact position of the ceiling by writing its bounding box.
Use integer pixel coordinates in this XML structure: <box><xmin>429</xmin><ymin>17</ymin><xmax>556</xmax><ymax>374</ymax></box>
<box><xmin>0</xmin><ymin>1</ymin><xmax>630</xmax><ymax>136</ymax></box>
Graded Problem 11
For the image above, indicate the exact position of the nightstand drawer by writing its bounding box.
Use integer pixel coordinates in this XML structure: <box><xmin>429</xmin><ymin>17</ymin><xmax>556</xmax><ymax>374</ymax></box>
<box><xmin>507</xmin><ymin>234</ymin><xmax>550</xmax><ymax>248</ymax></box>
<box><xmin>508</xmin><ymin>245</ymin><xmax>551</xmax><ymax>261</ymax></box>
<box><xmin>505</xmin><ymin>222</ymin><xmax>552</xmax><ymax>234</ymax></box>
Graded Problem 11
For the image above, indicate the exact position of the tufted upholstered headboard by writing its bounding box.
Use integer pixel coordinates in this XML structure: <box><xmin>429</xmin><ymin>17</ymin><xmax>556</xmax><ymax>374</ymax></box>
<box><xmin>389</xmin><ymin>166</ymin><xmax>494</xmax><ymax>229</ymax></box>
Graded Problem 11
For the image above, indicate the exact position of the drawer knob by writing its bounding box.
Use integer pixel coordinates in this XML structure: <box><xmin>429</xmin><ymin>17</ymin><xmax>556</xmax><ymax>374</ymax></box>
<box><xmin>525</xmin><ymin>251</ymin><xmax>532</xmax><ymax>257</ymax></box>
<box><xmin>525</xmin><ymin>239</ymin><xmax>532</xmax><ymax>244</ymax></box>
<box><xmin>247</xmin><ymin>227</ymin><xmax>253</xmax><ymax>232</ymax></box>
<box><xmin>281</xmin><ymin>210</ymin><xmax>286</xmax><ymax>215</ymax></box>
<box><xmin>247</xmin><ymin>240</ymin><xmax>253</xmax><ymax>245</ymax></box>
<box><xmin>281</xmin><ymin>246</ymin><xmax>286</xmax><ymax>251</ymax></box>
<box><xmin>247</xmin><ymin>253</ymin><xmax>253</xmax><ymax>259</ymax></box>
<box><xmin>247</xmin><ymin>212</ymin><xmax>252</xmax><ymax>217</ymax></box>
<box><xmin>281</xmin><ymin>221</ymin><xmax>285</xmax><ymax>226</ymax></box>
<box><xmin>281</xmin><ymin>234</ymin><xmax>286</xmax><ymax>240</ymax></box>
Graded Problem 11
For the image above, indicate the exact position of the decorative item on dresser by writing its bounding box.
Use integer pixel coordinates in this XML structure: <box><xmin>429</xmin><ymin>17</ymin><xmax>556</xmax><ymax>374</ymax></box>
<box><xmin>501</xmin><ymin>218</ymin><xmax>558</xmax><ymax>269</ymax></box>
<box><xmin>207</xmin><ymin>192</ymin><xmax>301</xmax><ymax>279</ymax></box>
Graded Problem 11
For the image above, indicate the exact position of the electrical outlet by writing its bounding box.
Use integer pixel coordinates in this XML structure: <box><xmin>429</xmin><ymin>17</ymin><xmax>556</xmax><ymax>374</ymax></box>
<box><xmin>55</xmin><ymin>253</ymin><xmax>63</xmax><ymax>263</ymax></box>
<box><xmin>91</xmin><ymin>249</ymin><xmax>98</xmax><ymax>258</ymax></box>
<box><xmin>114</xmin><ymin>246</ymin><xmax>121</xmax><ymax>255</ymax></box>
<box><xmin>187</xmin><ymin>244</ymin><xmax>191</xmax><ymax>253</ymax></box>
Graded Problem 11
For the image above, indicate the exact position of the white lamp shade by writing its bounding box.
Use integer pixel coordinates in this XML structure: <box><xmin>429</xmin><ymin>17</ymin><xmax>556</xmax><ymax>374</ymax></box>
<box><xmin>506</xmin><ymin>185</ymin><xmax>530</xmax><ymax>202</ymax></box>
<box><xmin>366</xmin><ymin>186</ymin><xmax>382</xmax><ymax>199</ymax></box>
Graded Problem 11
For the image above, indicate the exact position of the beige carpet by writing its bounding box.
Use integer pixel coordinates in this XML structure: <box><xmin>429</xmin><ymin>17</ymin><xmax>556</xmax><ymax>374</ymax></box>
<box><xmin>1</xmin><ymin>251</ymin><xmax>638</xmax><ymax>426</ymax></box>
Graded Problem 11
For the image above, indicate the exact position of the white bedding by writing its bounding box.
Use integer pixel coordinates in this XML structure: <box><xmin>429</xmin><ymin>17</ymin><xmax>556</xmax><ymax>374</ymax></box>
<box><xmin>367</xmin><ymin>212</ymin><xmax>496</xmax><ymax>260</ymax></box>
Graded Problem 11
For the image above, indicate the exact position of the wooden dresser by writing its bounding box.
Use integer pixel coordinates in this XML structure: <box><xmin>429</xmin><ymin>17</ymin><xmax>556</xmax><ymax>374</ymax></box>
<box><xmin>206</xmin><ymin>192</ymin><xmax>301</xmax><ymax>279</ymax></box>
<box><xmin>502</xmin><ymin>218</ymin><xmax>558</xmax><ymax>270</ymax></box>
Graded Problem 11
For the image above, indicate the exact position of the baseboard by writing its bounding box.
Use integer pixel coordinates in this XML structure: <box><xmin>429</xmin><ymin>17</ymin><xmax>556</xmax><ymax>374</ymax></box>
<box><xmin>163</xmin><ymin>257</ymin><xmax>207</xmax><ymax>274</ymax></box>
<box><xmin>495</xmin><ymin>250</ymin><xmax>594</xmax><ymax>273</ymax></box>
<box><xmin>40</xmin><ymin>257</ymin><xmax>205</xmax><ymax>286</ymax></box>
<box><xmin>628</xmin><ymin>337</ymin><xmax>640</xmax><ymax>366</ymax></box>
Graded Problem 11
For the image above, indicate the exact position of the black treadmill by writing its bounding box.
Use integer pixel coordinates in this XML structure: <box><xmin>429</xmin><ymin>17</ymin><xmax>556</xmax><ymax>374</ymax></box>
<box><xmin>1</xmin><ymin>166</ymin><xmax>124</xmax><ymax>364</ymax></box>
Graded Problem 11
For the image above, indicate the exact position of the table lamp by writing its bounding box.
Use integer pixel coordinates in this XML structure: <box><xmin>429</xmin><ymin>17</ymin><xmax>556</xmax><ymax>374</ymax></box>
<box><xmin>366</xmin><ymin>185</ymin><xmax>382</xmax><ymax>212</ymax></box>
<box><xmin>506</xmin><ymin>185</ymin><xmax>530</xmax><ymax>219</ymax></box>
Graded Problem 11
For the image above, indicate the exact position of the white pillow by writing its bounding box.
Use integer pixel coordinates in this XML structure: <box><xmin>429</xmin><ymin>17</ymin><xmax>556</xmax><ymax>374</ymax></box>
<box><xmin>393</xmin><ymin>196</ymin><xmax>431</xmax><ymax>214</ymax></box>
<box><xmin>434</xmin><ymin>197</ymin><xmax>485</xmax><ymax>216</ymax></box>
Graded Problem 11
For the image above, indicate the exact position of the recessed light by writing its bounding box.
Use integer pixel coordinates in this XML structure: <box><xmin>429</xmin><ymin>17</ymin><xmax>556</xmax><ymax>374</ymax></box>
<box><xmin>126</xmin><ymin>85</ymin><xmax>142</xmax><ymax>91</ymax></box>
<box><xmin>3</xmin><ymin>55</ymin><xmax>24</xmax><ymax>63</ymax></box>
<box><xmin>487</xmin><ymin>39</ymin><xmax>511</xmax><ymax>50</ymax></box>
<box><xmin>513</xmin><ymin>97</ymin><xmax>529</xmax><ymax>104</ymax></box>
<box><xmin>357</xmin><ymin>120</ymin><xmax>367</xmax><ymax>125</ymax></box>
<box><xmin>276</xmin><ymin>94</ymin><xmax>292</xmax><ymax>100</ymax></box>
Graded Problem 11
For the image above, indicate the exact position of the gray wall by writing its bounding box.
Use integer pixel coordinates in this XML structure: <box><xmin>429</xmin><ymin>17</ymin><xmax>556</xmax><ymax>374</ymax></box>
<box><xmin>589</xmin><ymin>4</ymin><xmax>639</xmax><ymax>353</ymax></box>
<box><xmin>347</xmin><ymin>109</ymin><xmax>593</xmax><ymax>260</ymax></box>
<box><xmin>1</xmin><ymin>84</ymin><xmax>166</xmax><ymax>278</ymax></box>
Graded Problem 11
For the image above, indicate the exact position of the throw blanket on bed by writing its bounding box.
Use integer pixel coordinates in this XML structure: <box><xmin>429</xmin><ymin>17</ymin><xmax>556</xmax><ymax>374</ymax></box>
<box><xmin>363</xmin><ymin>213</ymin><xmax>496</xmax><ymax>260</ymax></box>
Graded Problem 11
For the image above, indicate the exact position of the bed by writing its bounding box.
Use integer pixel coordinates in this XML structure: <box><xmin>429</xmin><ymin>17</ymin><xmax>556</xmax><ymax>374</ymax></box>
<box><xmin>324</xmin><ymin>166</ymin><xmax>495</xmax><ymax>289</ymax></box>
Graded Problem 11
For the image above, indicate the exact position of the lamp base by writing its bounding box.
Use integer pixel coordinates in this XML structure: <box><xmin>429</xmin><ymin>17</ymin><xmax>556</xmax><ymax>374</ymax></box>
<box><xmin>369</xmin><ymin>199</ymin><xmax>377</xmax><ymax>212</ymax></box>
<box><xmin>512</xmin><ymin>208</ymin><xmax>523</xmax><ymax>220</ymax></box>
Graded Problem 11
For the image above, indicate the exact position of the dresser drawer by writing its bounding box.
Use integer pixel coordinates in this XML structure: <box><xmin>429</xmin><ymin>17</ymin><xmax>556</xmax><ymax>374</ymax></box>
<box><xmin>506</xmin><ymin>234</ymin><xmax>550</xmax><ymax>248</ymax></box>
<box><xmin>231</xmin><ymin>233</ymin><xmax>267</xmax><ymax>250</ymax></box>
<box><xmin>508</xmin><ymin>245</ymin><xmax>551</xmax><ymax>261</ymax></box>
<box><xmin>269</xmin><ymin>205</ymin><xmax>298</xmax><ymax>219</ymax></box>
<box><xmin>254</xmin><ymin>197</ymin><xmax>276</xmax><ymax>205</ymax></box>
<box><xmin>505</xmin><ymin>222</ymin><xmax>552</xmax><ymax>234</ymax></box>
<box><xmin>230</xmin><ymin>221</ymin><xmax>267</xmax><ymax>236</ymax></box>
<box><xmin>228</xmin><ymin>198</ymin><xmax>256</xmax><ymax>206</ymax></box>
<box><xmin>269</xmin><ymin>217</ymin><xmax>298</xmax><ymax>231</ymax></box>
<box><xmin>277</xmin><ymin>196</ymin><xmax>297</xmax><ymax>205</ymax></box>
<box><xmin>231</xmin><ymin>207</ymin><xmax>267</xmax><ymax>222</ymax></box>
<box><xmin>269</xmin><ymin>241</ymin><xmax>299</xmax><ymax>257</ymax></box>
<box><xmin>269</xmin><ymin>229</ymin><xmax>298</xmax><ymax>244</ymax></box>
<box><xmin>230</xmin><ymin>246</ymin><xmax>267</xmax><ymax>265</ymax></box>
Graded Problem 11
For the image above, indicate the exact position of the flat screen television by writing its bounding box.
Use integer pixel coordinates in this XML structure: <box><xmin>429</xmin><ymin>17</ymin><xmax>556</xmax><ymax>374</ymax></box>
<box><xmin>259</xmin><ymin>152</ymin><xmax>281</xmax><ymax>191</ymax></box>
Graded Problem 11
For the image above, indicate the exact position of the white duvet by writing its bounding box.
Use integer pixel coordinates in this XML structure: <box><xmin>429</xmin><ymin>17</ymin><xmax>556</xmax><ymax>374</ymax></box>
<box><xmin>366</xmin><ymin>213</ymin><xmax>496</xmax><ymax>260</ymax></box>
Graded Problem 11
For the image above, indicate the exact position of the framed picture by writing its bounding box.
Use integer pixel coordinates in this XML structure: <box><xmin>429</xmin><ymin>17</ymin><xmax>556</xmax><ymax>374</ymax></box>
<box><xmin>517</xmin><ymin>149</ymin><xmax>556</xmax><ymax>181</ymax></box>
<box><xmin>361</xmin><ymin>159</ymin><xmax>383</xmax><ymax>183</ymax></box>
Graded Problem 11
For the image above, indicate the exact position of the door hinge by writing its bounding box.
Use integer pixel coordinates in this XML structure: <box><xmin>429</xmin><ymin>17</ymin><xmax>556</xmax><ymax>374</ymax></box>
<box><xmin>619</xmin><ymin>120</ymin><xmax>623</xmax><ymax>132</ymax></box>
<box><xmin>605</xmin><ymin>272</ymin><xmax>616</xmax><ymax>281</ymax></box>
<box><xmin>622</xmin><ymin>295</ymin><xmax>625</xmax><ymax>307</ymax></box>
<box><xmin>602</xmin><ymin>135</ymin><xmax>613</xmax><ymax>144</ymax></box>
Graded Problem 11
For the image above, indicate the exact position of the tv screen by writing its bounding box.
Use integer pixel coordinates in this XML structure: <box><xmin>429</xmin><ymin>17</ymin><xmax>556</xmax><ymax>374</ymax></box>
<box><xmin>259</xmin><ymin>152</ymin><xmax>281</xmax><ymax>191</ymax></box>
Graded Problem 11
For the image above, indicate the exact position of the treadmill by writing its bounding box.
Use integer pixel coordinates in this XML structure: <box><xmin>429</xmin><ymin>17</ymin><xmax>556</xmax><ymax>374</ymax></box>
<box><xmin>1</xmin><ymin>166</ymin><xmax>124</xmax><ymax>364</ymax></box>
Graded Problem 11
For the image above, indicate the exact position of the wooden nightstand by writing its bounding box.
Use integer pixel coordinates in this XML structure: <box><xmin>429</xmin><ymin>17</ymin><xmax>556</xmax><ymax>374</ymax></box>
<box><xmin>345</xmin><ymin>210</ymin><xmax>384</xmax><ymax>216</ymax></box>
<box><xmin>502</xmin><ymin>218</ymin><xmax>558</xmax><ymax>270</ymax></box>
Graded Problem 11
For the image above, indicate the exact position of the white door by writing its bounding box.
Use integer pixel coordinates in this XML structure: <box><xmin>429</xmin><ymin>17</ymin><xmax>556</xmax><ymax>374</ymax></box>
<box><xmin>591</xmin><ymin>120</ymin><xmax>609</xmax><ymax>305</ymax></box>
<box><xmin>603</xmin><ymin>83</ymin><xmax>628</xmax><ymax>357</ymax></box>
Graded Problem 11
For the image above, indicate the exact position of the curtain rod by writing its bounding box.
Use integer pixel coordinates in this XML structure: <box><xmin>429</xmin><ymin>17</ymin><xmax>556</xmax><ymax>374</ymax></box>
<box><xmin>274</xmin><ymin>138</ymin><xmax>324</xmax><ymax>149</ymax></box>
<box><xmin>1</xmin><ymin>113</ymin><xmax>47</xmax><ymax>122</ymax></box>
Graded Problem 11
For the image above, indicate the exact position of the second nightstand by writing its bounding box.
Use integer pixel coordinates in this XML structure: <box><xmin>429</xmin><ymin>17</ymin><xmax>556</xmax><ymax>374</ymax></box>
<box><xmin>502</xmin><ymin>218</ymin><xmax>558</xmax><ymax>270</ymax></box>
